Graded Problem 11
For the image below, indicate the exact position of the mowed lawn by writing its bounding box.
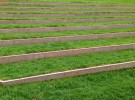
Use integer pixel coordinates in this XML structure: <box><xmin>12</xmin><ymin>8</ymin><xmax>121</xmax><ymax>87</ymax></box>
<box><xmin>0</xmin><ymin>49</ymin><xmax>135</xmax><ymax>80</ymax></box>
<box><xmin>0</xmin><ymin>28</ymin><xmax>135</xmax><ymax>39</ymax></box>
<box><xmin>0</xmin><ymin>0</ymin><xmax>135</xmax><ymax>99</ymax></box>
<box><xmin>28</xmin><ymin>0</ymin><xmax>135</xmax><ymax>4</ymax></box>
<box><xmin>1</xmin><ymin>21</ymin><xmax>135</xmax><ymax>29</ymax></box>
<box><xmin>0</xmin><ymin>37</ymin><xmax>135</xmax><ymax>56</ymax></box>
<box><xmin>0</xmin><ymin>68</ymin><xmax>135</xmax><ymax>100</ymax></box>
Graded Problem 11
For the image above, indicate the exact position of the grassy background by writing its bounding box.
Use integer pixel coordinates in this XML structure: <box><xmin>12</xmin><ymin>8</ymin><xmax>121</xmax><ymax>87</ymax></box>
<box><xmin>19</xmin><ymin>0</ymin><xmax>135</xmax><ymax>4</ymax></box>
<box><xmin>0</xmin><ymin>0</ymin><xmax>135</xmax><ymax>99</ymax></box>
<box><xmin>0</xmin><ymin>37</ymin><xmax>135</xmax><ymax>56</ymax></box>
<box><xmin>0</xmin><ymin>49</ymin><xmax>135</xmax><ymax>80</ymax></box>
<box><xmin>46</xmin><ymin>0</ymin><xmax>134</xmax><ymax>4</ymax></box>
<box><xmin>0</xmin><ymin>28</ymin><xmax>135</xmax><ymax>39</ymax></box>
<box><xmin>1</xmin><ymin>21</ymin><xmax>135</xmax><ymax>29</ymax></box>
<box><xmin>0</xmin><ymin>67</ymin><xmax>135</xmax><ymax>99</ymax></box>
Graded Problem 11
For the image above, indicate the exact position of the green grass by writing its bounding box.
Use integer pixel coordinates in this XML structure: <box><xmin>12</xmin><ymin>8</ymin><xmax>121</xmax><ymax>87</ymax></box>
<box><xmin>0</xmin><ymin>28</ymin><xmax>135</xmax><ymax>40</ymax></box>
<box><xmin>0</xmin><ymin>37</ymin><xmax>135</xmax><ymax>56</ymax></box>
<box><xmin>1</xmin><ymin>5</ymin><xmax>135</xmax><ymax>9</ymax></box>
<box><xmin>0</xmin><ymin>0</ymin><xmax>135</xmax><ymax>99</ymax></box>
<box><xmin>33</xmin><ymin>0</ymin><xmax>135</xmax><ymax>4</ymax></box>
<box><xmin>4</xmin><ymin>1</ymin><xmax>135</xmax><ymax>4</ymax></box>
<box><xmin>0</xmin><ymin>67</ymin><xmax>135</xmax><ymax>99</ymax></box>
<box><xmin>1</xmin><ymin>9</ymin><xmax>135</xmax><ymax>15</ymax></box>
<box><xmin>4</xmin><ymin>4</ymin><xmax>133</xmax><ymax>8</ymax></box>
<box><xmin>8</xmin><ymin>0</ymin><xmax>135</xmax><ymax>4</ymax></box>
<box><xmin>0</xmin><ymin>7</ymin><xmax>135</xmax><ymax>13</ymax></box>
<box><xmin>0</xmin><ymin>16</ymin><xmax>134</xmax><ymax>20</ymax></box>
<box><xmin>0</xmin><ymin>21</ymin><xmax>135</xmax><ymax>29</ymax></box>
<box><xmin>1</xmin><ymin>11</ymin><xmax>135</xmax><ymax>14</ymax></box>
<box><xmin>0</xmin><ymin>49</ymin><xmax>135</xmax><ymax>80</ymax></box>
<box><xmin>4</xmin><ymin>2</ymin><xmax>135</xmax><ymax>7</ymax></box>
<box><xmin>1</xmin><ymin>6</ymin><xmax>135</xmax><ymax>10</ymax></box>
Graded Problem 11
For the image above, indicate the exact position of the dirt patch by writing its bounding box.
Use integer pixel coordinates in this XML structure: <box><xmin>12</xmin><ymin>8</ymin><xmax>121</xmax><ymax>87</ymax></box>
<box><xmin>0</xmin><ymin>0</ymin><xmax>7</xmax><ymax>6</ymax></box>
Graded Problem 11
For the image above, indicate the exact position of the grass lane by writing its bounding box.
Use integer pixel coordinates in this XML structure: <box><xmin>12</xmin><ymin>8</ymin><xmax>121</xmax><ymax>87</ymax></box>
<box><xmin>6</xmin><ymin>0</ymin><xmax>135</xmax><ymax>4</ymax></box>
<box><xmin>2</xmin><ymin>4</ymin><xmax>135</xmax><ymax>8</ymax></box>
<box><xmin>0</xmin><ymin>67</ymin><xmax>135</xmax><ymax>99</ymax></box>
<box><xmin>1</xmin><ymin>7</ymin><xmax>135</xmax><ymax>10</ymax></box>
<box><xmin>0</xmin><ymin>20</ymin><xmax>135</xmax><ymax>29</ymax></box>
<box><xmin>0</xmin><ymin>37</ymin><xmax>135</xmax><ymax>56</ymax></box>
<box><xmin>29</xmin><ymin>0</ymin><xmax>135</xmax><ymax>4</ymax></box>
<box><xmin>0</xmin><ymin>16</ymin><xmax>135</xmax><ymax>20</ymax></box>
<box><xmin>0</xmin><ymin>5</ymin><xmax>135</xmax><ymax>10</ymax></box>
<box><xmin>1</xmin><ymin>13</ymin><xmax>135</xmax><ymax>19</ymax></box>
<box><xmin>0</xmin><ymin>28</ymin><xmax>135</xmax><ymax>40</ymax></box>
<box><xmin>0</xmin><ymin>49</ymin><xmax>135</xmax><ymax>80</ymax></box>
<box><xmin>3</xmin><ymin>3</ymin><xmax>135</xmax><ymax>7</ymax></box>
<box><xmin>1</xmin><ymin>11</ymin><xmax>135</xmax><ymax>14</ymax></box>
<box><xmin>4</xmin><ymin>1</ymin><xmax>135</xmax><ymax>5</ymax></box>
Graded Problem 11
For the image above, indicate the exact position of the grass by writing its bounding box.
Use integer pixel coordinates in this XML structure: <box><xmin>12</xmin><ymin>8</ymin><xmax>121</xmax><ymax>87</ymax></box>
<box><xmin>4</xmin><ymin>1</ymin><xmax>135</xmax><ymax>4</ymax></box>
<box><xmin>0</xmin><ymin>21</ymin><xmax>135</xmax><ymax>29</ymax></box>
<box><xmin>0</xmin><ymin>49</ymin><xmax>135</xmax><ymax>80</ymax></box>
<box><xmin>8</xmin><ymin>0</ymin><xmax>135</xmax><ymax>4</ymax></box>
<box><xmin>0</xmin><ymin>37</ymin><xmax>135</xmax><ymax>56</ymax></box>
<box><xmin>0</xmin><ymin>0</ymin><xmax>135</xmax><ymax>99</ymax></box>
<box><xmin>3</xmin><ymin>3</ymin><xmax>135</xmax><ymax>8</ymax></box>
<box><xmin>30</xmin><ymin>0</ymin><xmax>135</xmax><ymax>4</ymax></box>
<box><xmin>1</xmin><ymin>9</ymin><xmax>135</xmax><ymax>15</ymax></box>
<box><xmin>1</xmin><ymin>5</ymin><xmax>135</xmax><ymax>9</ymax></box>
<box><xmin>1</xmin><ymin>11</ymin><xmax>135</xmax><ymax>14</ymax></box>
<box><xmin>0</xmin><ymin>67</ymin><xmax>135</xmax><ymax>99</ymax></box>
<box><xmin>0</xmin><ymin>28</ymin><xmax>135</xmax><ymax>40</ymax></box>
<box><xmin>0</xmin><ymin>5</ymin><xmax>135</xmax><ymax>11</ymax></box>
<box><xmin>0</xmin><ymin>16</ymin><xmax>135</xmax><ymax>20</ymax></box>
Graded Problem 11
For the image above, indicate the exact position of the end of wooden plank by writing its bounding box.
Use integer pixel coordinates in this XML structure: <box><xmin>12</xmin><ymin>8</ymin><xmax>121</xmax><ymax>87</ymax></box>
<box><xmin>0</xmin><ymin>80</ymin><xmax>4</xmax><ymax>86</ymax></box>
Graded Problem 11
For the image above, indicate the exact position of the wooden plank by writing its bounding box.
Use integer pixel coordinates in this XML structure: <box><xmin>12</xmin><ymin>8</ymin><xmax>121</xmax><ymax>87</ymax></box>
<box><xmin>1</xmin><ymin>61</ymin><xmax>135</xmax><ymax>86</ymax></box>
<box><xmin>0</xmin><ymin>43</ymin><xmax>135</xmax><ymax>64</ymax></box>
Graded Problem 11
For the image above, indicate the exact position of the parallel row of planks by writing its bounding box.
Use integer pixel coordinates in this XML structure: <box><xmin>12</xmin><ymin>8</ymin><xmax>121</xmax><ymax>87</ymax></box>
<box><xmin>0</xmin><ymin>1</ymin><xmax>135</xmax><ymax>86</ymax></box>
